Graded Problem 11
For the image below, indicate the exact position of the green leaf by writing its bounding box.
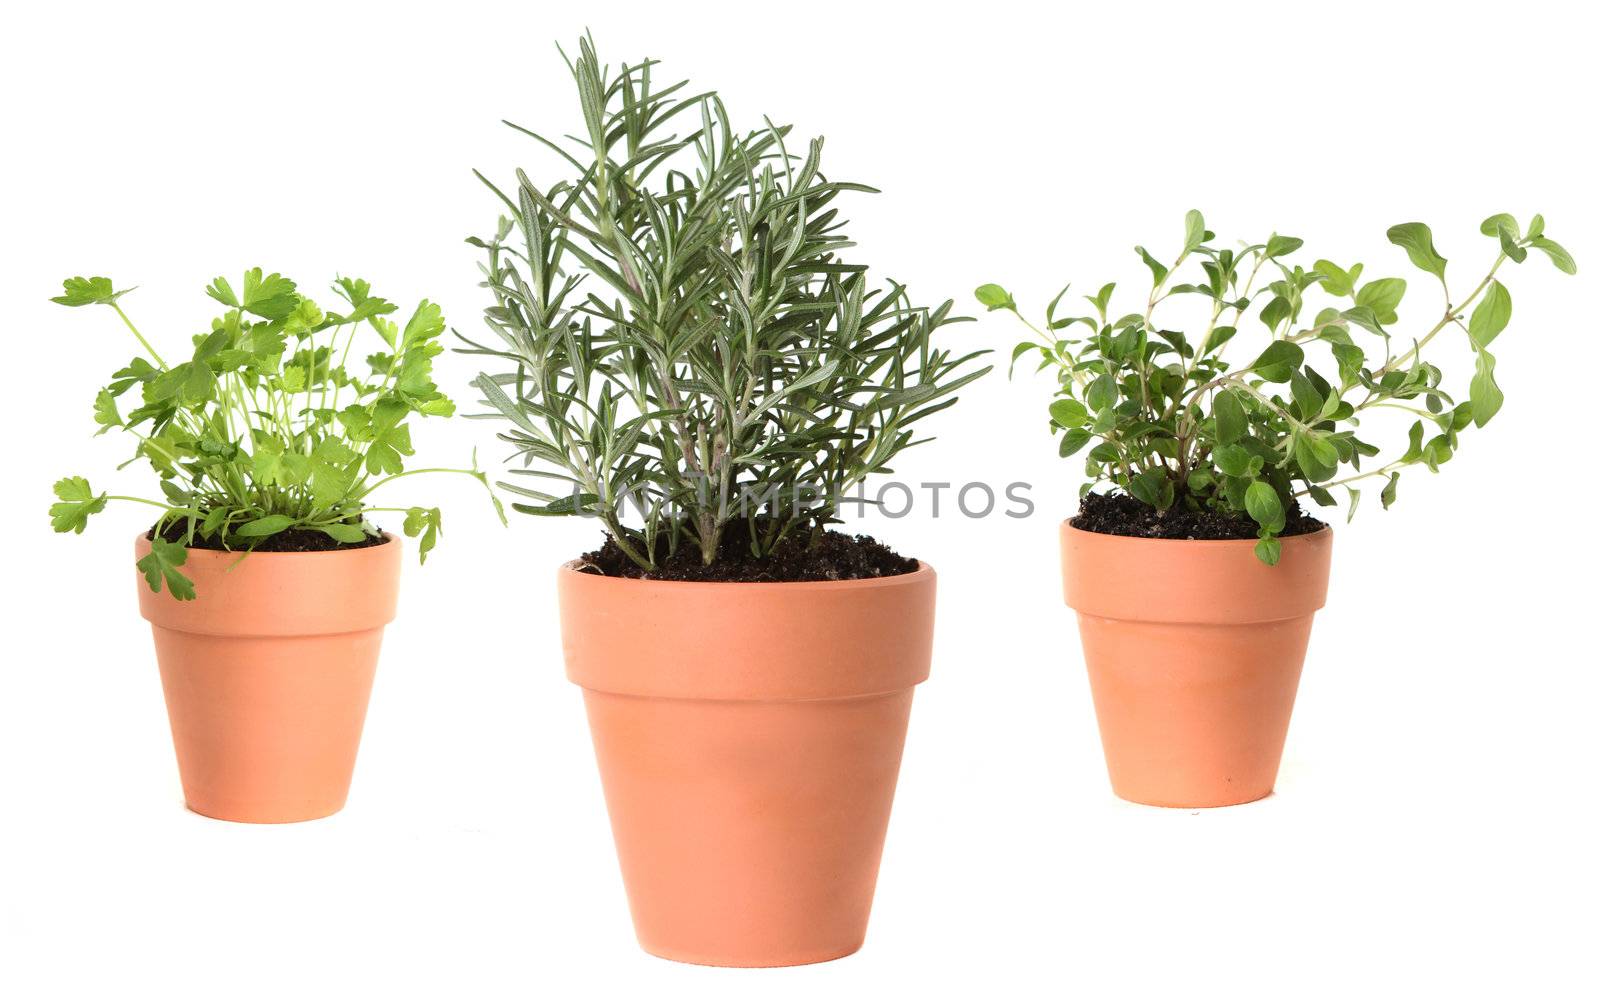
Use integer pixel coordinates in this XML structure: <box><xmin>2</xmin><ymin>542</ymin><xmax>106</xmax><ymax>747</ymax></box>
<box><xmin>401</xmin><ymin>300</ymin><xmax>446</xmax><ymax>347</ymax></box>
<box><xmin>1127</xmin><ymin>468</ymin><xmax>1173</xmax><ymax>510</ymax></box>
<box><xmin>1479</xmin><ymin>213</ymin><xmax>1519</xmax><ymax>240</ymax></box>
<box><xmin>1213</xmin><ymin>390</ymin><xmax>1246</xmax><ymax>444</ymax></box>
<box><xmin>1529</xmin><ymin>236</ymin><xmax>1577</xmax><ymax>274</ymax></box>
<box><xmin>1469</xmin><ymin>349</ymin><xmax>1503</xmax><ymax>427</ymax></box>
<box><xmin>1387</xmin><ymin>222</ymin><xmax>1448</xmax><ymax>281</ymax></box>
<box><xmin>1265</xmin><ymin>234</ymin><xmax>1303</xmax><ymax>259</ymax></box>
<box><xmin>1254</xmin><ymin>536</ymin><xmax>1282</xmax><ymax>566</ymax></box>
<box><xmin>51</xmin><ymin>276</ymin><xmax>129</xmax><ymax>307</ymax></box>
<box><xmin>1085</xmin><ymin>375</ymin><xmax>1119</xmax><ymax>412</ymax></box>
<box><xmin>93</xmin><ymin>390</ymin><xmax>122</xmax><ymax>433</ymax></box>
<box><xmin>1294</xmin><ymin>433</ymin><xmax>1338</xmax><ymax>483</ymax></box>
<box><xmin>1244</xmin><ymin>480</ymin><xmax>1285</xmax><ymax>533</ymax></box>
<box><xmin>315</xmin><ymin>523</ymin><xmax>369</xmax><ymax>543</ymax></box>
<box><xmin>49</xmin><ymin>476</ymin><xmax>107</xmax><ymax>534</ymax></box>
<box><xmin>136</xmin><ymin>538</ymin><xmax>195</xmax><ymax>601</ymax></box>
<box><xmin>1049</xmin><ymin>398</ymin><xmax>1089</xmax><ymax>428</ymax></box>
<box><xmin>1183</xmin><ymin>210</ymin><xmax>1206</xmax><ymax>252</ymax></box>
<box><xmin>1498</xmin><ymin>227</ymin><xmax>1527</xmax><ymax>263</ymax></box>
<box><xmin>239</xmin><ymin>268</ymin><xmax>300</xmax><ymax>319</ymax></box>
<box><xmin>1250</xmin><ymin>340</ymin><xmax>1304</xmax><ymax>383</ymax></box>
<box><xmin>512</xmin><ymin>492</ymin><xmax>601</xmax><ymax>516</ymax></box>
<box><xmin>1312</xmin><ymin>260</ymin><xmax>1362</xmax><ymax>298</ymax></box>
<box><xmin>1467</xmin><ymin>280</ymin><xmax>1512</xmax><ymax>348</ymax></box>
<box><xmin>1213</xmin><ymin>444</ymin><xmax>1258</xmax><ymax>478</ymax></box>
<box><xmin>1380</xmin><ymin>471</ymin><xmax>1400</xmax><ymax>509</ymax></box>
<box><xmin>1059</xmin><ymin>428</ymin><xmax>1092</xmax><ymax>457</ymax></box>
<box><xmin>235</xmin><ymin>514</ymin><xmax>295</xmax><ymax>538</ymax></box>
<box><xmin>1135</xmin><ymin>246</ymin><xmax>1168</xmax><ymax>286</ymax></box>
<box><xmin>404</xmin><ymin>506</ymin><xmax>442</xmax><ymax>563</ymax></box>
<box><xmin>1289</xmin><ymin>372</ymin><xmax>1323</xmax><ymax>421</ymax></box>
<box><xmin>1354</xmin><ymin>277</ymin><xmax>1406</xmax><ymax>324</ymax></box>
<box><xmin>974</xmin><ymin>284</ymin><xmax>1015</xmax><ymax>311</ymax></box>
<box><xmin>1346</xmin><ymin>488</ymin><xmax>1362</xmax><ymax>523</ymax></box>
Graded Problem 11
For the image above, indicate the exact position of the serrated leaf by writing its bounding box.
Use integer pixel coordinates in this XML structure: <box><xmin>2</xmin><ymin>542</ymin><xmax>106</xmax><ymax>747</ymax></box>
<box><xmin>239</xmin><ymin>268</ymin><xmax>300</xmax><ymax>319</ymax></box>
<box><xmin>136</xmin><ymin>538</ymin><xmax>195</xmax><ymax>600</ymax></box>
<box><xmin>49</xmin><ymin>476</ymin><xmax>107</xmax><ymax>533</ymax></box>
<box><xmin>403</xmin><ymin>506</ymin><xmax>443</xmax><ymax>563</ymax></box>
<box><xmin>51</xmin><ymin>276</ymin><xmax>128</xmax><ymax>307</ymax></box>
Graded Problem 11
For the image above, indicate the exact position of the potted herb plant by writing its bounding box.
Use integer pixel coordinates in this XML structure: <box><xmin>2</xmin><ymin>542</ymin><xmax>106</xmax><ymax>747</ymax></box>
<box><xmin>49</xmin><ymin>271</ymin><xmax>502</xmax><ymax>823</ymax></box>
<box><xmin>979</xmin><ymin>211</ymin><xmax>1575</xmax><ymax>808</ymax></box>
<box><xmin>460</xmin><ymin>38</ymin><xmax>989</xmax><ymax>966</ymax></box>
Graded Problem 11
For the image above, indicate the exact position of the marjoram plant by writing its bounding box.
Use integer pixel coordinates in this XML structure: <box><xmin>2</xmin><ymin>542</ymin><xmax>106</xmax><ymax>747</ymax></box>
<box><xmin>49</xmin><ymin>271</ymin><xmax>503</xmax><ymax>598</ymax></box>
<box><xmin>979</xmin><ymin>211</ymin><xmax>1576</xmax><ymax>563</ymax></box>
<box><xmin>458</xmin><ymin>37</ymin><xmax>990</xmax><ymax>571</ymax></box>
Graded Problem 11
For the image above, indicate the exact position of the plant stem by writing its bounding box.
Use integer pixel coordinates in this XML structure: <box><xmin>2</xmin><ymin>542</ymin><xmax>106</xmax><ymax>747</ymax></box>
<box><xmin>110</xmin><ymin>303</ymin><xmax>168</xmax><ymax>369</ymax></box>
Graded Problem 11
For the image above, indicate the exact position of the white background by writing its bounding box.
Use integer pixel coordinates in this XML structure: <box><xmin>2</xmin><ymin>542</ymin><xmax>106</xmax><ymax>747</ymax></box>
<box><xmin>3</xmin><ymin>1</ymin><xmax>1596</xmax><ymax>986</ymax></box>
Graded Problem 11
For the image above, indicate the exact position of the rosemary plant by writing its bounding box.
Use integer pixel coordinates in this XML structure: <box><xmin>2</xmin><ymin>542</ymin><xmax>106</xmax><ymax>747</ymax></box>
<box><xmin>979</xmin><ymin>211</ymin><xmax>1575</xmax><ymax>563</ymax></box>
<box><xmin>50</xmin><ymin>272</ymin><xmax>503</xmax><ymax>598</ymax></box>
<box><xmin>460</xmin><ymin>37</ymin><xmax>990</xmax><ymax>571</ymax></box>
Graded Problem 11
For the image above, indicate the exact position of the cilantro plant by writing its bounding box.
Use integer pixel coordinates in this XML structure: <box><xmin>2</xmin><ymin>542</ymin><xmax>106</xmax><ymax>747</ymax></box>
<box><xmin>978</xmin><ymin>211</ymin><xmax>1576</xmax><ymax>564</ymax></box>
<box><xmin>50</xmin><ymin>272</ymin><xmax>504</xmax><ymax>599</ymax></box>
<box><xmin>459</xmin><ymin>37</ymin><xmax>989</xmax><ymax>571</ymax></box>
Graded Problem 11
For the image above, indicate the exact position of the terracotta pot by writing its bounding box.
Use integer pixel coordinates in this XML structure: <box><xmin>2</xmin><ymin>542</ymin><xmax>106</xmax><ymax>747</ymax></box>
<box><xmin>135</xmin><ymin>534</ymin><xmax>401</xmax><ymax>823</ymax></box>
<box><xmin>1061</xmin><ymin>523</ymin><xmax>1333</xmax><ymax>808</ymax></box>
<box><xmin>558</xmin><ymin>563</ymin><xmax>935</xmax><ymax>967</ymax></box>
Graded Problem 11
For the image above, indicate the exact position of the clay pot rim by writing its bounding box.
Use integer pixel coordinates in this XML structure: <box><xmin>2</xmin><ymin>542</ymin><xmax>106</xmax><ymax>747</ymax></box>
<box><xmin>1061</xmin><ymin>519</ymin><xmax>1333</xmax><ymax>547</ymax></box>
<box><xmin>134</xmin><ymin>530</ymin><xmax>400</xmax><ymax>559</ymax></box>
<box><xmin>558</xmin><ymin>558</ymin><xmax>934</xmax><ymax>589</ymax></box>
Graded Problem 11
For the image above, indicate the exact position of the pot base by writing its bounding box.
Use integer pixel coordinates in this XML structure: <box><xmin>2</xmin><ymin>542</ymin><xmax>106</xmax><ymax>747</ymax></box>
<box><xmin>640</xmin><ymin>940</ymin><xmax>863</xmax><ymax>969</ymax></box>
<box><xmin>1112</xmin><ymin>787</ymin><xmax>1275</xmax><ymax>810</ymax></box>
<box><xmin>182</xmin><ymin>798</ymin><xmax>349</xmax><ymax>825</ymax></box>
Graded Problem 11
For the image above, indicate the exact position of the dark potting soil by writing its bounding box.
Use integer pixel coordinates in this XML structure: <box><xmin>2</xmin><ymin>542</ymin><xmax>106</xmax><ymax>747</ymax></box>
<box><xmin>1070</xmin><ymin>491</ymin><xmax>1326</xmax><ymax>541</ymax></box>
<box><xmin>148</xmin><ymin>521</ymin><xmax>389</xmax><ymax>553</ymax></box>
<box><xmin>580</xmin><ymin>527</ymin><xmax>918</xmax><ymax>582</ymax></box>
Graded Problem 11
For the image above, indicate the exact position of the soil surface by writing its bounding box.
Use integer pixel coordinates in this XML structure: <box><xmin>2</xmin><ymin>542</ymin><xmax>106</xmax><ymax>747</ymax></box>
<box><xmin>1070</xmin><ymin>491</ymin><xmax>1326</xmax><ymax>540</ymax></box>
<box><xmin>580</xmin><ymin>527</ymin><xmax>918</xmax><ymax>582</ymax></box>
<box><xmin>149</xmin><ymin>521</ymin><xmax>389</xmax><ymax>553</ymax></box>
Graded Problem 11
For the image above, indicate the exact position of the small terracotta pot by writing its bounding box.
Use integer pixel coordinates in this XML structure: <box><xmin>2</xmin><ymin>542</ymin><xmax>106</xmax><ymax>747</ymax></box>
<box><xmin>558</xmin><ymin>563</ymin><xmax>935</xmax><ymax>967</ymax></box>
<box><xmin>1061</xmin><ymin>523</ymin><xmax>1333</xmax><ymax>808</ymax></box>
<box><xmin>135</xmin><ymin>534</ymin><xmax>401</xmax><ymax>823</ymax></box>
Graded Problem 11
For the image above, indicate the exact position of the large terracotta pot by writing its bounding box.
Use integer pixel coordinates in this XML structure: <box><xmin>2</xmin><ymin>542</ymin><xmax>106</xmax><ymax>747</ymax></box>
<box><xmin>135</xmin><ymin>534</ymin><xmax>401</xmax><ymax>823</ymax></box>
<box><xmin>1061</xmin><ymin>524</ymin><xmax>1333</xmax><ymax>808</ymax></box>
<box><xmin>558</xmin><ymin>563</ymin><xmax>935</xmax><ymax>967</ymax></box>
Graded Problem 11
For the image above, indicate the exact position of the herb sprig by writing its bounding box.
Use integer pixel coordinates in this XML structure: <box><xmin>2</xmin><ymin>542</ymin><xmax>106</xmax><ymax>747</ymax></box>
<box><xmin>460</xmin><ymin>36</ymin><xmax>990</xmax><ymax>570</ymax></box>
<box><xmin>979</xmin><ymin>212</ymin><xmax>1575</xmax><ymax>563</ymax></box>
<box><xmin>50</xmin><ymin>272</ymin><xmax>505</xmax><ymax>598</ymax></box>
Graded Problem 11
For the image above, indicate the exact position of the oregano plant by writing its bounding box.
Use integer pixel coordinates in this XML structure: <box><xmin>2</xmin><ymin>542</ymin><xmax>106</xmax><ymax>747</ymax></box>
<box><xmin>49</xmin><ymin>271</ymin><xmax>504</xmax><ymax>598</ymax></box>
<box><xmin>458</xmin><ymin>37</ymin><xmax>990</xmax><ymax>572</ymax></box>
<box><xmin>978</xmin><ymin>211</ymin><xmax>1575</xmax><ymax>564</ymax></box>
